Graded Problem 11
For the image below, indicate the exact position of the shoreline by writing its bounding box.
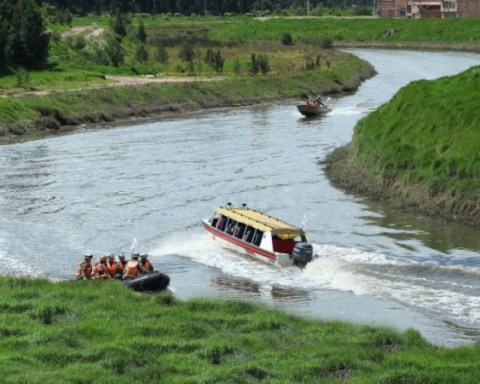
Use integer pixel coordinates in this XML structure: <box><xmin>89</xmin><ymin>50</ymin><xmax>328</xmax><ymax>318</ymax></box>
<box><xmin>0</xmin><ymin>57</ymin><xmax>376</xmax><ymax>144</ymax></box>
<box><xmin>322</xmin><ymin>142</ymin><xmax>480</xmax><ymax>229</ymax></box>
<box><xmin>335</xmin><ymin>41</ymin><xmax>480</xmax><ymax>54</ymax></box>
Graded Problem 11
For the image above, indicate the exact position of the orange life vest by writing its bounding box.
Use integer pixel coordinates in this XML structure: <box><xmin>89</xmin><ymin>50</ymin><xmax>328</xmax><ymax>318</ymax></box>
<box><xmin>140</xmin><ymin>260</ymin><xmax>151</xmax><ymax>275</ymax></box>
<box><xmin>92</xmin><ymin>263</ymin><xmax>109</xmax><ymax>280</ymax></box>
<box><xmin>124</xmin><ymin>260</ymin><xmax>139</xmax><ymax>279</ymax></box>
<box><xmin>107</xmin><ymin>262</ymin><xmax>117</xmax><ymax>278</ymax></box>
<box><xmin>76</xmin><ymin>261</ymin><xmax>92</xmax><ymax>279</ymax></box>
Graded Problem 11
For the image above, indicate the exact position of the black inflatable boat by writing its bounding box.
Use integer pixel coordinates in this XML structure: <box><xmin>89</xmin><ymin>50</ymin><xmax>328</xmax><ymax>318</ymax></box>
<box><xmin>122</xmin><ymin>272</ymin><xmax>170</xmax><ymax>292</ymax></box>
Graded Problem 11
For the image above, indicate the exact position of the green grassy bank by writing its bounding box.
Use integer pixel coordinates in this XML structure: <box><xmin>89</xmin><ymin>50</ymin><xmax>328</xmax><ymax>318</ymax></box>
<box><xmin>210</xmin><ymin>18</ymin><xmax>480</xmax><ymax>49</ymax></box>
<box><xmin>1</xmin><ymin>276</ymin><xmax>480</xmax><ymax>383</ymax></box>
<box><xmin>0</xmin><ymin>56</ymin><xmax>374</xmax><ymax>141</ymax></box>
<box><xmin>323</xmin><ymin>66</ymin><xmax>480</xmax><ymax>227</ymax></box>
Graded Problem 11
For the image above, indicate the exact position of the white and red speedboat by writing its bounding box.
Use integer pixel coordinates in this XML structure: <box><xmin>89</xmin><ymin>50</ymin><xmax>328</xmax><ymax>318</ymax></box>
<box><xmin>202</xmin><ymin>204</ymin><xmax>314</xmax><ymax>267</ymax></box>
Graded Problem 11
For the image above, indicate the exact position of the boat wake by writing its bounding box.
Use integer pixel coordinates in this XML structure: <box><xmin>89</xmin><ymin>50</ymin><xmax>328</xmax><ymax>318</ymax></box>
<box><xmin>151</xmin><ymin>232</ymin><xmax>480</xmax><ymax>325</ymax></box>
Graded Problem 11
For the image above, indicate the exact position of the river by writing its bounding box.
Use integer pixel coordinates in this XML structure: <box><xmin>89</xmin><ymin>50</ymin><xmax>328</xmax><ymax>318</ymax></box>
<box><xmin>1</xmin><ymin>49</ymin><xmax>480</xmax><ymax>347</ymax></box>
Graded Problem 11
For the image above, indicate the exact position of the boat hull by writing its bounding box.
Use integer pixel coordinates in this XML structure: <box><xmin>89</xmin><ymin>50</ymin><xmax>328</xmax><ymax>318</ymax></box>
<box><xmin>122</xmin><ymin>272</ymin><xmax>170</xmax><ymax>292</ymax></box>
<box><xmin>297</xmin><ymin>104</ymin><xmax>331</xmax><ymax>117</ymax></box>
<box><xmin>202</xmin><ymin>220</ymin><xmax>293</xmax><ymax>267</ymax></box>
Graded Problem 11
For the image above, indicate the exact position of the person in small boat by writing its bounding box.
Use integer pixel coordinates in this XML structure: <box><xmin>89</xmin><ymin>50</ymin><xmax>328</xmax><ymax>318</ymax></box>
<box><xmin>139</xmin><ymin>254</ymin><xmax>154</xmax><ymax>274</ymax></box>
<box><xmin>106</xmin><ymin>254</ymin><xmax>118</xmax><ymax>279</ymax></box>
<box><xmin>92</xmin><ymin>255</ymin><xmax>111</xmax><ymax>280</ymax></box>
<box><xmin>76</xmin><ymin>254</ymin><xmax>93</xmax><ymax>280</ymax></box>
<box><xmin>314</xmin><ymin>95</ymin><xmax>325</xmax><ymax>107</ymax></box>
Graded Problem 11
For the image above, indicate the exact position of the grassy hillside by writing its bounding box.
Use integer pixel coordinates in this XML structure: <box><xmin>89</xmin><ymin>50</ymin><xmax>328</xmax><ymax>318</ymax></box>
<box><xmin>324</xmin><ymin>66</ymin><xmax>480</xmax><ymax>226</ymax></box>
<box><xmin>1</xmin><ymin>276</ymin><xmax>480</xmax><ymax>383</ymax></box>
<box><xmin>210</xmin><ymin>18</ymin><xmax>480</xmax><ymax>46</ymax></box>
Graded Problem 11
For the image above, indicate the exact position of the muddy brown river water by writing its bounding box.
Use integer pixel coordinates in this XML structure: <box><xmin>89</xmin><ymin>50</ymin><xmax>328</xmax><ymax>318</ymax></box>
<box><xmin>1</xmin><ymin>49</ymin><xmax>480</xmax><ymax>346</ymax></box>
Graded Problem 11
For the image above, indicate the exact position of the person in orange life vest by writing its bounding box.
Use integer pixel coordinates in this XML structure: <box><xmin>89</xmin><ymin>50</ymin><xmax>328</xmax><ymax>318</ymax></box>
<box><xmin>115</xmin><ymin>255</ymin><xmax>127</xmax><ymax>279</ymax></box>
<box><xmin>106</xmin><ymin>254</ymin><xmax>119</xmax><ymax>278</ymax></box>
<box><xmin>123</xmin><ymin>253</ymin><xmax>147</xmax><ymax>280</ymax></box>
<box><xmin>76</xmin><ymin>254</ymin><xmax>93</xmax><ymax>280</ymax></box>
<box><xmin>139</xmin><ymin>254</ymin><xmax>154</xmax><ymax>275</ymax></box>
<box><xmin>92</xmin><ymin>254</ymin><xmax>111</xmax><ymax>280</ymax></box>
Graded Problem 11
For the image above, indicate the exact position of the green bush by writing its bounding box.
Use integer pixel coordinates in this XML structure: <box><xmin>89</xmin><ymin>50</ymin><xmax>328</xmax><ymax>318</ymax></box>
<box><xmin>281</xmin><ymin>31</ymin><xmax>293</xmax><ymax>45</ymax></box>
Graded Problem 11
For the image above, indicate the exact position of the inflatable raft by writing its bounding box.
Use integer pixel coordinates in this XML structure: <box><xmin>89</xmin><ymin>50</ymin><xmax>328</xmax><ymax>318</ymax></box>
<box><xmin>122</xmin><ymin>272</ymin><xmax>170</xmax><ymax>292</ymax></box>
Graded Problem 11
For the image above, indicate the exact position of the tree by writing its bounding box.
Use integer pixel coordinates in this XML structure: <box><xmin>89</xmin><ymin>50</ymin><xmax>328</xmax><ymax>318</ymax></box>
<box><xmin>0</xmin><ymin>18</ymin><xmax>7</xmax><ymax>71</ymax></box>
<box><xmin>138</xmin><ymin>19</ymin><xmax>147</xmax><ymax>43</ymax></box>
<box><xmin>247</xmin><ymin>53</ymin><xmax>260</xmax><ymax>76</ymax></box>
<box><xmin>155</xmin><ymin>44</ymin><xmax>169</xmax><ymax>65</ymax></box>
<box><xmin>104</xmin><ymin>36</ymin><xmax>125</xmax><ymax>67</ymax></box>
<box><xmin>211</xmin><ymin>50</ymin><xmax>224</xmax><ymax>72</ymax></box>
<box><xmin>7</xmin><ymin>0</ymin><xmax>50</xmax><ymax>69</ymax></box>
<box><xmin>111</xmin><ymin>9</ymin><xmax>127</xmax><ymax>37</ymax></box>
<box><xmin>135</xmin><ymin>45</ymin><xmax>149</xmax><ymax>63</ymax></box>
<box><xmin>179</xmin><ymin>42</ymin><xmax>194</xmax><ymax>63</ymax></box>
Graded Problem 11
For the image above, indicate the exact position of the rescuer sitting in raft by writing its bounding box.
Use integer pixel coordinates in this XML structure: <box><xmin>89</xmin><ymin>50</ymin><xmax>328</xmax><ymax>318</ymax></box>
<box><xmin>106</xmin><ymin>254</ymin><xmax>120</xmax><ymax>279</ymax></box>
<box><xmin>139</xmin><ymin>253</ymin><xmax>154</xmax><ymax>274</ymax></box>
<box><xmin>116</xmin><ymin>254</ymin><xmax>128</xmax><ymax>279</ymax></box>
<box><xmin>91</xmin><ymin>255</ymin><xmax>111</xmax><ymax>280</ymax></box>
<box><xmin>123</xmin><ymin>253</ymin><xmax>149</xmax><ymax>280</ymax></box>
<box><xmin>76</xmin><ymin>254</ymin><xmax>93</xmax><ymax>280</ymax></box>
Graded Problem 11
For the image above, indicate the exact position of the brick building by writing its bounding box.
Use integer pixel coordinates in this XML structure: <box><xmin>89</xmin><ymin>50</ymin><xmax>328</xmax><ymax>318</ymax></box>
<box><xmin>377</xmin><ymin>0</ymin><xmax>480</xmax><ymax>16</ymax></box>
<box><xmin>376</xmin><ymin>0</ymin><xmax>408</xmax><ymax>17</ymax></box>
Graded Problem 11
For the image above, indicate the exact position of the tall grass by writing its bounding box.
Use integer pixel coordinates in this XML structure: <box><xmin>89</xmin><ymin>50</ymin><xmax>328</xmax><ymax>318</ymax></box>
<box><xmin>1</xmin><ymin>276</ymin><xmax>479</xmax><ymax>382</ymax></box>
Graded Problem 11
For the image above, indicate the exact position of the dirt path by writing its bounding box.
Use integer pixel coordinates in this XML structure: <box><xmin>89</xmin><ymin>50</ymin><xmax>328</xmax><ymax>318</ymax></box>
<box><xmin>0</xmin><ymin>76</ymin><xmax>226</xmax><ymax>99</ymax></box>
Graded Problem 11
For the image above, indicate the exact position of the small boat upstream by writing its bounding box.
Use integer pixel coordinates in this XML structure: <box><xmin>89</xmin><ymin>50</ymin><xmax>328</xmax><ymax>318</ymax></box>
<box><xmin>297</xmin><ymin>96</ymin><xmax>331</xmax><ymax>117</ymax></box>
<box><xmin>297</xmin><ymin>104</ymin><xmax>332</xmax><ymax>117</ymax></box>
<box><xmin>203</xmin><ymin>204</ymin><xmax>315</xmax><ymax>267</ymax></box>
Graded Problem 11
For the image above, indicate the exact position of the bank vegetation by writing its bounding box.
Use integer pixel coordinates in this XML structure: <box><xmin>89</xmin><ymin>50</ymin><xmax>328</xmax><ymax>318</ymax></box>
<box><xmin>1</xmin><ymin>276</ymin><xmax>479</xmax><ymax>383</ymax></box>
<box><xmin>322</xmin><ymin>66</ymin><xmax>480</xmax><ymax>227</ymax></box>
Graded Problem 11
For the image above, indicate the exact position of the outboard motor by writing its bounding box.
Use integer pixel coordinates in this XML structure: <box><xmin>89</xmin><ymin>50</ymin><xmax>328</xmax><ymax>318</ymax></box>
<box><xmin>292</xmin><ymin>243</ymin><xmax>313</xmax><ymax>268</ymax></box>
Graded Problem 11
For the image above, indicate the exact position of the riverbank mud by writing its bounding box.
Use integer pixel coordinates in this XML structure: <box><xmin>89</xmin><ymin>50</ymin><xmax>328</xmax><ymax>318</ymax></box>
<box><xmin>322</xmin><ymin>144</ymin><xmax>480</xmax><ymax>229</ymax></box>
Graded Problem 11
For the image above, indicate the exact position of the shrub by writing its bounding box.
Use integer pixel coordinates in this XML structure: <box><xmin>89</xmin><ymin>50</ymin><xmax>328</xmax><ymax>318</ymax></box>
<box><xmin>14</xmin><ymin>68</ymin><xmax>30</xmax><ymax>89</ymax></box>
<box><xmin>318</xmin><ymin>36</ymin><xmax>334</xmax><ymax>49</ymax></box>
<box><xmin>295</xmin><ymin>7</ymin><xmax>307</xmax><ymax>16</ymax></box>
<box><xmin>233</xmin><ymin>58</ymin><xmax>241</xmax><ymax>74</ymax></box>
<box><xmin>71</xmin><ymin>35</ymin><xmax>87</xmax><ymax>50</ymax></box>
<box><xmin>258</xmin><ymin>53</ymin><xmax>270</xmax><ymax>75</ymax></box>
<box><xmin>104</xmin><ymin>36</ymin><xmax>125</xmax><ymax>67</ymax></box>
<box><xmin>91</xmin><ymin>44</ymin><xmax>110</xmax><ymax>65</ymax></box>
<box><xmin>280</xmin><ymin>32</ymin><xmax>293</xmax><ymax>46</ymax></box>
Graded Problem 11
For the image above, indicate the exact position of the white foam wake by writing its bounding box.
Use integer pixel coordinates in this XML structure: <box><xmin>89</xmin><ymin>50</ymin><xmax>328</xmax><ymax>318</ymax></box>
<box><xmin>150</xmin><ymin>232</ymin><xmax>480</xmax><ymax>325</ymax></box>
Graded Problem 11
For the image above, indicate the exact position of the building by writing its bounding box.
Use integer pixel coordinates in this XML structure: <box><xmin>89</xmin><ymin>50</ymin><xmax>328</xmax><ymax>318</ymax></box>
<box><xmin>376</xmin><ymin>0</ymin><xmax>408</xmax><ymax>17</ymax></box>
<box><xmin>406</xmin><ymin>0</ymin><xmax>442</xmax><ymax>17</ymax></box>
<box><xmin>377</xmin><ymin>0</ymin><xmax>480</xmax><ymax>16</ymax></box>
<box><xmin>457</xmin><ymin>0</ymin><xmax>480</xmax><ymax>16</ymax></box>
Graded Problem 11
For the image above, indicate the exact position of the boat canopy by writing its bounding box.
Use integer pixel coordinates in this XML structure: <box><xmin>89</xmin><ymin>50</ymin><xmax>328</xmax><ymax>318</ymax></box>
<box><xmin>214</xmin><ymin>207</ymin><xmax>305</xmax><ymax>240</ymax></box>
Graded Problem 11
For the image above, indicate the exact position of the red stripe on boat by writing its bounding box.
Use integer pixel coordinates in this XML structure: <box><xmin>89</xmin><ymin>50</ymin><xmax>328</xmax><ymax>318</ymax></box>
<box><xmin>203</xmin><ymin>222</ymin><xmax>277</xmax><ymax>261</ymax></box>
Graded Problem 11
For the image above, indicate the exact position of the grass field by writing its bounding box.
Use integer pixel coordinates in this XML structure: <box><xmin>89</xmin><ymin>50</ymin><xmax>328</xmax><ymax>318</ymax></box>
<box><xmin>324</xmin><ymin>66</ymin><xmax>480</xmax><ymax>227</ymax></box>
<box><xmin>1</xmin><ymin>276</ymin><xmax>479</xmax><ymax>383</ymax></box>
<box><xmin>210</xmin><ymin>17</ymin><xmax>480</xmax><ymax>46</ymax></box>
